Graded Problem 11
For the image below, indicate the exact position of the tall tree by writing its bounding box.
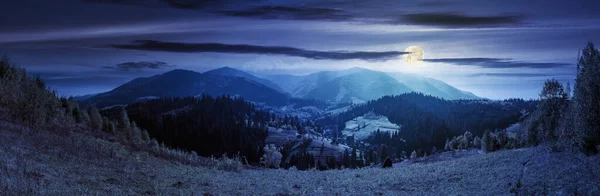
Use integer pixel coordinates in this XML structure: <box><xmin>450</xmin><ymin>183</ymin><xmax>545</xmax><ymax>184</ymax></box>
<box><xmin>89</xmin><ymin>107</ymin><xmax>103</xmax><ymax>130</ymax></box>
<box><xmin>350</xmin><ymin>146</ymin><xmax>357</xmax><ymax>168</ymax></box>
<box><xmin>342</xmin><ymin>148</ymin><xmax>350</xmax><ymax>168</ymax></box>
<box><xmin>574</xmin><ymin>42</ymin><xmax>600</xmax><ymax>154</ymax></box>
<box><xmin>481</xmin><ymin>130</ymin><xmax>491</xmax><ymax>153</ymax></box>
<box><xmin>538</xmin><ymin>79</ymin><xmax>568</xmax><ymax>142</ymax></box>
<box><xmin>117</xmin><ymin>106</ymin><xmax>130</xmax><ymax>130</ymax></box>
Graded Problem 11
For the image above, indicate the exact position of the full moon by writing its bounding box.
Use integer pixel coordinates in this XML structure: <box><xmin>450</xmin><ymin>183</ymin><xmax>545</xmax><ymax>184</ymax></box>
<box><xmin>403</xmin><ymin>46</ymin><xmax>424</xmax><ymax>66</ymax></box>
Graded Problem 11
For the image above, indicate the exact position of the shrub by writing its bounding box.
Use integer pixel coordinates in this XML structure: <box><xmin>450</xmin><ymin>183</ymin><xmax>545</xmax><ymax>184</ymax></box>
<box><xmin>260</xmin><ymin>144</ymin><xmax>282</xmax><ymax>168</ymax></box>
<box><xmin>473</xmin><ymin>136</ymin><xmax>481</xmax><ymax>149</ymax></box>
<box><xmin>458</xmin><ymin>136</ymin><xmax>468</xmax><ymax>150</ymax></box>
<box><xmin>214</xmin><ymin>154</ymin><xmax>243</xmax><ymax>172</ymax></box>
<box><xmin>410</xmin><ymin>150</ymin><xmax>417</xmax><ymax>160</ymax></box>
<box><xmin>382</xmin><ymin>157</ymin><xmax>392</xmax><ymax>168</ymax></box>
<box><xmin>464</xmin><ymin>131</ymin><xmax>474</xmax><ymax>146</ymax></box>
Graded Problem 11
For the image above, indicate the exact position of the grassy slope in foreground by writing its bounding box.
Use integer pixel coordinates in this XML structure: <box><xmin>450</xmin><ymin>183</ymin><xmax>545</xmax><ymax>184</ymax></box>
<box><xmin>1</xmin><ymin>121</ymin><xmax>598</xmax><ymax>195</ymax></box>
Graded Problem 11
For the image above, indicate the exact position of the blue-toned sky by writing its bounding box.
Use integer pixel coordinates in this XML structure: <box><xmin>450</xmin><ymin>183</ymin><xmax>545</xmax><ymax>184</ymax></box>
<box><xmin>1</xmin><ymin>0</ymin><xmax>599</xmax><ymax>99</ymax></box>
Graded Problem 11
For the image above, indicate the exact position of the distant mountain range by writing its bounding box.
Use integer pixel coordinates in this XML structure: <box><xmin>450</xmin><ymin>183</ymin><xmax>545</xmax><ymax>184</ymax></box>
<box><xmin>81</xmin><ymin>68</ymin><xmax>289</xmax><ymax>108</ymax></box>
<box><xmin>261</xmin><ymin>67</ymin><xmax>479</xmax><ymax>103</ymax></box>
<box><xmin>81</xmin><ymin>67</ymin><xmax>479</xmax><ymax>108</ymax></box>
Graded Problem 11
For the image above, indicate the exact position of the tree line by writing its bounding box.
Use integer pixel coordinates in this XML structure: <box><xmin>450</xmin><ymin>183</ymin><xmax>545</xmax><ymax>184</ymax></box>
<box><xmin>521</xmin><ymin>42</ymin><xmax>600</xmax><ymax>155</ymax></box>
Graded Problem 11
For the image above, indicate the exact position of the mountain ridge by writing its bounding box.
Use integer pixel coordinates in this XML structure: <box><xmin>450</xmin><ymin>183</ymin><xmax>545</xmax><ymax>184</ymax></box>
<box><xmin>81</xmin><ymin>68</ymin><xmax>290</xmax><ymax>108</ymax></box>
<box><xmin>260</xmin><ymin>67</ymin><xmax>480</xmax><ymax>101</ymax></box>
<box><xmin>81</xmin><ymin>66</ymin><xmax>480</xmax><ymax>108</ymax></box>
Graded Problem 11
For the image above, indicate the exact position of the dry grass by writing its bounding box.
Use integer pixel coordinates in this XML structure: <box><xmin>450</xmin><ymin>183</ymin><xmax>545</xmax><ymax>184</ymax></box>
<box><xmin>0</xmin><ymin>120</ymin><xmax>598</xmax><ymax>195</ymax></box>
<box><xmin>0</xmin><ymin>121</ymin><xmax>242</xmax><ymax>195</ymax></box>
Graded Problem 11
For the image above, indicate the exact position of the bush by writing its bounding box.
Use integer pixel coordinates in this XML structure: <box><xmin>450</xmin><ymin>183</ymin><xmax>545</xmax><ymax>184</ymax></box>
<box><xmin>260</xmin><ymin>144</ymin><xmax>282</xmax><ymax>168</ymax></box>
<box><xmin>473</xmin><ymin>136</ymin><xmax>481</xmax><ymax>149</ymax></box>
<box><xmin>382</xmin><ymin>157</ymin><xmax>392</xmax><ymax>168</ymax></box>
<box><xmin>214</xmin><ymin>154</ymin><xmax>243</xmax><ymax>172</ymax></box>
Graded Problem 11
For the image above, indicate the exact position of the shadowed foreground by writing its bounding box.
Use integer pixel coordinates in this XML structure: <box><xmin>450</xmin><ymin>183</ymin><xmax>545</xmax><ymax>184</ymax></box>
<box><xmin>1</xmin><ymin>121</ymin><xmax>598</xmax><ymax>195</ymax></box>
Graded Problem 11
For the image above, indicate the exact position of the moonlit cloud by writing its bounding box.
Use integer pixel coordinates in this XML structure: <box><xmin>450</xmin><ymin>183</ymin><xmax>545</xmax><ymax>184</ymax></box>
<box><xmin>103</xmin><ymin>61</ymin><xmax>175</xmax><ymax>71</ymax></box>
<box><xmin>424</xmin><ymin>58</ymin><xmax>570</xmax><ymax>69</ymax></box>
<box><xmin>109</xmin><ymin>40</ymin><xmax>408</xmax><ymax>61</ymax></box>
<box><xmin>398</xmin><ymin>13</ymin><xmax>523</xmax><ymax>28</ymax></box>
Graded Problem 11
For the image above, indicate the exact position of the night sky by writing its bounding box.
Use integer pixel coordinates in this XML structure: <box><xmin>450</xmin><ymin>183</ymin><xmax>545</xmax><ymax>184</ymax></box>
<box><xmin>1</xmin><ymin>0</ymin><xmax>599</xmax><ymax>99</ymax></box>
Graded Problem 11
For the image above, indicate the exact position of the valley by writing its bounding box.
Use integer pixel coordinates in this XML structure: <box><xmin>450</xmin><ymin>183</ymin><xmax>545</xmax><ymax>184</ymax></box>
<box><xmin>46</xmin><ymin>63</ymin><xmax>542</xmax><ymax>173</ymax></box>
<box><xmin>3</xmin><ymin>1</ymin><xmax>600</xmax><ymax>194</ymax></box>
<box><xmin>1</xmin><ymin>44</ymin><xmax>599</xmax><ymax>195</ymax></box>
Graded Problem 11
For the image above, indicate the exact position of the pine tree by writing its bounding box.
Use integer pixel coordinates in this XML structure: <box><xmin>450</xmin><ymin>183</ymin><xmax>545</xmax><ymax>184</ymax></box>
<box><xmin>80</xmin><ymin>108</ymin><xmax>91</xmax><ymax>126</ymax></box>
<box><xmin>574</xmin><ymin>42</ymin><xmax>600</xmax><ymax>154</ymax></box>
<box><xmin>72</xmin><ymin>107</ymin><xmax>82</xmax><ymax>123</ymax></box>
<box><xmin>342</xmin><ymin>148</ymin><xmax>350</xmax><ymax>168</ymax></box>
<box><xmin>538</xmin><ymin>79</ymin><xmax>568</xmax><ymax>143</ymax></box>
<box><xmin>117</xmin><ymin>106</ymin><xmax>130</xmax><ymax>130</ymax></box>
<box><xmin>379</xmin><ymin>144</ymin><xmax>388</xmax><ymax>163</ymax></box>
<box><xmin>350</xmin><ymin>146</ymin><xmax>357</xmax><ymax>168</ymax></box>
<box><xmin>320</xmin><ymin>143</ymin><xmax>325</xmax><ymax>155</ymax></box>
<box><xmin>482</xmin><ymin>130</ymin><xmax>491</xmax><ymax>153</ymax></box>
<box><xmin>89</xmin><ymin>107</ymin><xmax>103</xmax><ymax>130</ymax></box>
<box><xmin>565</xmin><ymin>81</ymin><xmax>571</xmax><ymax>99</ymax></box>
<box><xmin>358</xmin><ymin>150</ymin><xmax>364</xmax><ymax>167</ymax></box>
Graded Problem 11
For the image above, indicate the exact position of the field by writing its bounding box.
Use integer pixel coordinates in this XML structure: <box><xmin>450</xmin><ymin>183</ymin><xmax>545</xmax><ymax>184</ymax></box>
<box><xmin>342</xmin><ymin>111</ymin><xmax>400</xmax><ymax>141</ymax></box>
<box><xmin>1</xmin><ymin>121</ymin><xmax>599</xmax><ymax>195</ymax></box>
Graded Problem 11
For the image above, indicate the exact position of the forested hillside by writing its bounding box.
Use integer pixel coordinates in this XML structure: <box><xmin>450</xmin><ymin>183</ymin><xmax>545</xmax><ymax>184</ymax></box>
<box><xmin>319</xmin><ymin>93</ymin><xmax>537</xmax><ymax>156</ymax></box>
<box><xmin>103</xmin><ymin>96</ymin><xmax>272</xmax><ymax>164</ymax></box>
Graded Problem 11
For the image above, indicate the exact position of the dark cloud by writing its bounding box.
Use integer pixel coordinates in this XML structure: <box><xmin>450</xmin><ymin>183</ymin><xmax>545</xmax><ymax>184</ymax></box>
<box><xmin>86</xmin><ymin>0</ymin><xmax>356</xmax><ymax>22</ymax></box>
<box><xmin>416</xmin><ymin>1</ymin><xmax>455</xmax><ymax>7</ymax></box>
<box><xmin>103</xmin><ymin>61</ymin><xmax>175</xmax><ymax>71</ymax></box>
<box><xmin>399</xmin><ymin>13</ymin><xmax>523</xmax><ymax>27</ymax></box>
<box><xmin>109</xmin><ymin>40</ymin><xmax>407</xmax><ymax>61</ymax></box>
<box><xmin>81</xmin><ymin>0</ymin><xmax>156</xmax><ymax>7</ymax></box>
<box><xmin>424</xmin><ymin>58</ymin><xmax>570</xmax><ymax>68</ymax></box>
<box><xmin>160</xmin><ymin>0</ymin><xmax>223</xmax><ymax>9</ymax></box>
<box><xmin>469</xmin><ymin>73</ymin><xmax>554</xmax><ymax>77</ymax></box>
<box><xmin>82</xmin><ymin>0</ymin><xmax>228</xmax><ymax>9</ymax></box>
<box><xmin>83</xmin><ymin>0</ymin><xmax>525</xmax><ymax>28</ymax></box>
<box><xmin>218</xmin><ymin>6</ymin><xmax>354</xmax><ymax>21</ymax></box>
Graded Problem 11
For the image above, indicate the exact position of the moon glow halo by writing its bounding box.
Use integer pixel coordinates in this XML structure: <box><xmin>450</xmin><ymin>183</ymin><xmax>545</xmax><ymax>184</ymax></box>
<box><xmin>403</xmin><ymin>46</ymin><xmax>424</xmax><ymax>66</ymax></box>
